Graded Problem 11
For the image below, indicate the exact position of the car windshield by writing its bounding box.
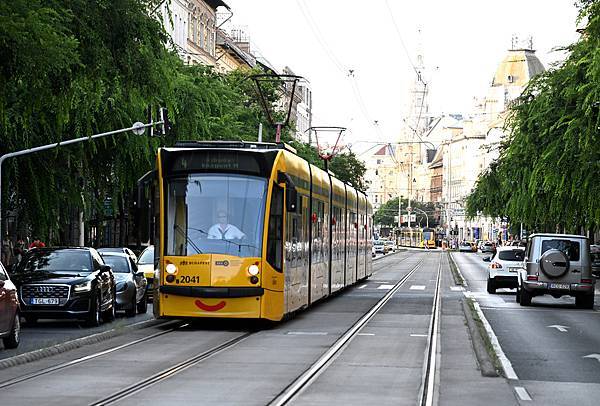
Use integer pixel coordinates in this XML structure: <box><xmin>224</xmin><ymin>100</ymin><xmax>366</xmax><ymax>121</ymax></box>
<box><xmin>17</xmin><ymin>250</ymin><xmax>91</xmax><ymax>273</ymax></box>
<box><xmin>498</xmin><ymin>249</ymin><xmax>524</xmax><ymax>261</ymax></box>
<box><xmin>166</xmin><ymin>174</ymin><xmax>267</xmax><ymax>257</ymax></box>
<box><xmin>138</xmin><ymin>247</ymin><xmax>154</xmax><ymax>264</ymax></box>
<box><xmin>101</xmin><ymin>256</ymin><xmax>130</xmax><ymax>273</ymax></box>
<box><xmin>541</xmin><ymin>239</ymin><xmax>580</xmax><ymax>261</ymax></box>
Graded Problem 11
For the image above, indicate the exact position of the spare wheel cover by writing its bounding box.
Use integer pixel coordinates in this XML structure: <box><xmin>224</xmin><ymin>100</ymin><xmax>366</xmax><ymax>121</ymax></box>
<box><xmin>540</xmin><ymin>249</ymin><xmax>569</xmax><ymax>278</ymax></box>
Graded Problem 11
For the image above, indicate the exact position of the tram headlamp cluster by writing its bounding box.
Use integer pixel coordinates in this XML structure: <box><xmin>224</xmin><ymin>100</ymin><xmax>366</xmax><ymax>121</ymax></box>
<box><xmin>248</xmin><ymin>264</ymin><xmax>259</xmax><ymax>276</ymax></box>
<box><xmin>166</xmin><ymin>263</ymin><xmax>178</xmax><ymax>275</ymax></box>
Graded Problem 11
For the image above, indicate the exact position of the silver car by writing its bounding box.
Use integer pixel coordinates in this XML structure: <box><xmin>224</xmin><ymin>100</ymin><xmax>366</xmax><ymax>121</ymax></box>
<box><xmin>484</xmin><ymin>246</ymin><xmax>524</xmax><ymax>293</ymax></box>
<box><xmin>517</xmin><ymin>234</ymin><xmax>595</xmax><ymax>308</ymax></box>
<box><xmin>100</xmin><ymin>252</ymin><xmax>148</xmax><ymax>316</ymax></box>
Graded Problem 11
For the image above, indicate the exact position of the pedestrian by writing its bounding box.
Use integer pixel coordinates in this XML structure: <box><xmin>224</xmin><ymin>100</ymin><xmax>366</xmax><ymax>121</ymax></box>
<box><xmin>1</xmin><ymin>234</ymin><xmax>13</xmax><ymax>267</ymax></box>
<box><xmin>29</xmin><ymin>236</ymin><xmax>46</xmax><ymax>249</ymax></box>
<box><xmin>14</xmin><ymin>236</ymin><xmax>26</xmax><ymax>264</ymax></box>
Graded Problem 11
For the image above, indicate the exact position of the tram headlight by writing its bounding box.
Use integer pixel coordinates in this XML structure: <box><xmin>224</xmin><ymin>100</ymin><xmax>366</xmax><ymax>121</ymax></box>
<box><xmin>166</xmin><ymin>263</ymin><xmax>178</xmax><ymax>275</ymax></box>
<box><xmin>248</xmin><ymin>264</ymin><xmax>259</xmax><ymax>276</ymax></box>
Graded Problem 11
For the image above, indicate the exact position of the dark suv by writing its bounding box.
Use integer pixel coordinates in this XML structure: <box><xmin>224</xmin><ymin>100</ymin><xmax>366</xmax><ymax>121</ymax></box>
<box><xmin>9</xmin><ymin>247</ymin><xmax>117</xmax><ymax>326</ymax></box>
<box><xmin>517</xmin><ymin>234</ymin><xmax>595</xmax><ymax>308</ymax></box>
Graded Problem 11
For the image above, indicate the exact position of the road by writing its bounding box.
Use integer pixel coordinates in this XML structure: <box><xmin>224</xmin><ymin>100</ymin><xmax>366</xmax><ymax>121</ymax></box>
<box><xmin>452</xmin><ymin>251</ymin><xmax>600</xmax><ymax>405</ymax></box>
<box><xmin>0</xmin><ymin>250</ymin><xmax>517</xmax><ymax>405</ymax></box>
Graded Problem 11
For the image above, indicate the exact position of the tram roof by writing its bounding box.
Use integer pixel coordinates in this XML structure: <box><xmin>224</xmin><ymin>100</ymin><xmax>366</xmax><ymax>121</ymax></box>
<box><xmin>171</xmin><ymin>140</ymin><xmax>297</xmax><ymax>154</ymax></box>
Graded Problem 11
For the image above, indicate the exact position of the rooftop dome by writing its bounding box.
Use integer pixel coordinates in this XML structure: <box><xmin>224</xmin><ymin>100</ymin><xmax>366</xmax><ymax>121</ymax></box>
<box><xmin>491</xmin><ymin>49</ymin><xmax>545</xmax><ymax>87</ymax></box>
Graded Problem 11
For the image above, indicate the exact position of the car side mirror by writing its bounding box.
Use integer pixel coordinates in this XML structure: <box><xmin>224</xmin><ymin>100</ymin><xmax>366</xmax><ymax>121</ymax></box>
<box><xmin>483</xmin><ymin>256</ymin><xmax>491</xmax><ymax>262</ymax></box>
<box><xmin>100</xmin><ymin>264</ymin><xmax>111</xmax><ymax>273</ymax></box>
<box><xmin>0</xmin><ymin>280</ymin><xmax>5</xmax><ymax>288</ymax></box>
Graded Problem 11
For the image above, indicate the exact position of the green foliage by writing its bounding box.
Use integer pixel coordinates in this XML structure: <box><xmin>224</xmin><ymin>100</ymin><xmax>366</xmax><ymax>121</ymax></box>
<box><xmin>0</xmin><ymin>0</ymin><xmax>368</xmax><ymax>242</ymax></box>
<box><xmin>374</xmin><ymin>197</ymin><xmax>438</xmax><ymax>227</ymax></box>
<box><xmin>466</xmin><ymin>1</ymin><xmax>600</xmax><ymax>234</ymax></box>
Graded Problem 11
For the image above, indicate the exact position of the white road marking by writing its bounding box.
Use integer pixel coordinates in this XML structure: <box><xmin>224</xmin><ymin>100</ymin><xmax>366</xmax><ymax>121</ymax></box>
<box><xmin>450</xmin><ymin>286</ymin><xmax>464</xmax><ymax>291</ymax></box>
<box><xmin>410</xmin><ymin>334</ymin><xmax>428</xmax><ymax>337</ymax></box>
<box><xmin>410</xmin><ymin>285</ymin><xmax>426</xmax><ymax>290</ymax></box>
<box><xmin>358</xmin><ymin>333</ymin><xmax>375</xmax><ymax>336</ymax></box>
<box><xmin>514</xmin><ymin>386</ymin><xmax>532</xmax><ymax>401</ymax></box>
<box><xmin>286</xmin><ymin>331</ymin><xmax>328</xmax><ymax>336</ymax></box>
<box><xmin>358</xmin><ymin>284</ymin><xmax>367</xmax><ymax>289</ymax></box>
<box><xmin>377</xmin><ymin>284</ymin><xmax>394</xmax><ymax>290</ymax></box>
<box><xmin>548</xmin><ymin>325</ymin><xmax>569</xmax><ymax>332</ymax></box>
<box><xmin>466</xmin><ymin>293</ymin><xmax>519</xmax><ymax>380</ymax></box>
<box><xmin>583</xmin><ymin>354</ymin><xmax>600</xmax><ymax>363</ymax></box>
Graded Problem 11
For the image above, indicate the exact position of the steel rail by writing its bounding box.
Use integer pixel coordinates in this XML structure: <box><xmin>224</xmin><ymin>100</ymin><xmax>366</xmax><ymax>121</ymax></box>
<box><xmin>89</xmin><ymin>331</ymin><xmax>255</xmax><ymax>406</ymax></box>
<box><xmin>268</xmin><ymin>255</ymin><xmax>427</xmax><ymax>406</ymax></box>
<box><xmin>0</xmin><ymin>320</ymin><xmax>180</xmax><ymax>389</ymax></box>
<box><xmin>419</xmin><ymin>253</ymin><xmax>443</xmax><ymax>406</ymax></box>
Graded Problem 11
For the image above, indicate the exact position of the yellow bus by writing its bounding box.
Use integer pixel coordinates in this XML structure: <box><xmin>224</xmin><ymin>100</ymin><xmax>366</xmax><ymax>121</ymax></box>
<box><xmin>138</xmin><ymin>141</ymin><xmax>372</xmax><ymax>321</ymax></box>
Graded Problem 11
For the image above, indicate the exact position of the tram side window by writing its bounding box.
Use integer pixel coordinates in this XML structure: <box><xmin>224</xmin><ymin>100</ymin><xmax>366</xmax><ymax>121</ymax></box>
<box><xmin>267</xmin><ymin>183</ymin><xmax>284</xmax><ymax>272</ymax></box>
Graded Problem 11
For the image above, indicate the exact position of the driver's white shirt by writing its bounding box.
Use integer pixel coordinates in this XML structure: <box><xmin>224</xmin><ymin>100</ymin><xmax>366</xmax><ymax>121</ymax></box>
<box><xmin>207</xmin><ymin>224</ymin><xmax>245</xmax><ymax>240</ymax></box>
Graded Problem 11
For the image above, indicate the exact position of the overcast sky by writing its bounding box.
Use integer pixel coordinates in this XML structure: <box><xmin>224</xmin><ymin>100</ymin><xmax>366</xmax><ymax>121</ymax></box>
<box><xmin>223</xmin><ymin>0</ymin><xmax>581</xmax><ymax>154</ymax></box>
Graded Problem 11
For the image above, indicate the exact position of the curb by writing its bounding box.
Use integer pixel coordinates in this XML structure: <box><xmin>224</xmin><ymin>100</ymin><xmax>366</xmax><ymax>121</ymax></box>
<box><xmin>460</xmin><ymin>298</ymin><xmax>499</xmax><ymax>377</ymax></box>
<box><xmin>0</xmin><ymin>318</ymin><xmax>166</xmax><ymax>370</ymax></box>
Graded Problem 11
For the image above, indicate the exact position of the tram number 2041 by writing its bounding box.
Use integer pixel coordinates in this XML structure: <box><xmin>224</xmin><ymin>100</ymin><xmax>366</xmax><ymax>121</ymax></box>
<box><xmin>177</xmin><ymin>275</ymin><xmax>202</xmax><ymax>284</ymax></box>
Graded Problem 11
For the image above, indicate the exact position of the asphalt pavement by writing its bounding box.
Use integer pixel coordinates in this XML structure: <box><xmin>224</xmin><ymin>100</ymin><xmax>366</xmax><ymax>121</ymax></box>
<box><xmin>453</xmin><ymin>251</ymin><xmax>600</xmax><ymax>405</ymax></box>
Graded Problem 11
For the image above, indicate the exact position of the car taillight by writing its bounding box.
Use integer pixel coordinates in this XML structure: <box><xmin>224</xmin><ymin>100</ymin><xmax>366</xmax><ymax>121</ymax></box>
<box><xmin>581</xmin><ymin>278</ymin><xmax>593</xmax><ymax>284</ymax></box>
<box><xmin>491</xmin><ymin>262</ymin><xmax>502</xmax><ymax>269</ymax></box>
<box><xmin>527</xmin><ymin>275</ymin><xmax>538</xmax><ymax>281</ymax></box>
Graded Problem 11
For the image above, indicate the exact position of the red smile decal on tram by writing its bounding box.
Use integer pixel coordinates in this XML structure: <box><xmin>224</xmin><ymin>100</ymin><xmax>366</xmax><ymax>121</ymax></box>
<box><xmin>194</xmin><ymin>300</ymin><xmax>226</xmax><ymax>312</ymax></box>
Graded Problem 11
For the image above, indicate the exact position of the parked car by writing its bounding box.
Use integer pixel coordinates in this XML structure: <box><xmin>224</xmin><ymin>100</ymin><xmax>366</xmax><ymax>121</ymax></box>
<box><xmin>480</xmin><ymin>241</ymin><xmax>495</xmax><ymax>254</ymax></box>
<box><xmin>137</xmin><ymin>245</ymin><xmax>155</xmax><ymax>299</ymax></box>
<box><xmin>591</xmin><ymin>244</ymin><xmax>600</xmax><ymax>278</ymax></box>
<box><xmin>384</xmin><ymin>240</ymin><xmax>396</xmax><ymax>252</ymax></box>
<box><xmin>458</xmin><ymin>242</ymin><xmax>473</xmax><ymax>252</ymax></box>
<box><xmin>483</xmin><ymin>246</ymin><xmax>525</xmax><ymax>293</ymax></box>
<box><xmin>9</xmin><ymin>247</ymin><xmax>117</xmax><ymax>326</ymax></box>
<box><xmin>0</xmin><ymin>263</ymin><xmax>20</xmax><ymax>349</ymax></box>
<box><xmin>373</xmin><ymin>240</ymin><xmax>386</xmax><ymax>255</ymax></box>
<box><xmin>100</xmin><ymin>252</ymin><xmax>147</xmax><ymax>317</ymax></box>
<box><xmin>97</xmin><ymin>247</ymin><xmax>138</xmax><ymax>264</ymax></box>
<box><xmin>517</xmin><ymin>234</ymin><xmax>595</xmax><ymax>308</ymax></box>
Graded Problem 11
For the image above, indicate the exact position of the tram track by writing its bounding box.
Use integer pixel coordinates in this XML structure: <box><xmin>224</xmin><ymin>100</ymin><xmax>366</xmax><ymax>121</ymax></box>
<box><xmin>89</xmin><ymin>331</ymin><xmax>255</xmax><ymax>406</ymax></box>
<box><xmin>269</xmin><ymin>253</ymin><xmax>443</xmax><ymax>405</ymax></box>
<box><xmin>0</xmin><ymin>319</ymin><xmax>182</xmax><ymax>389</ymax></box>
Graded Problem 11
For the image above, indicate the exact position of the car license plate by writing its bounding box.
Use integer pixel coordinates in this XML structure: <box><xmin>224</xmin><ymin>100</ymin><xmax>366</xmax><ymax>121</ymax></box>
<box><xmin>508</xmin><ymin>267</ymin><xmax>520</xmax><ymax>273</ymax></box>
<box><xmin>549</xmin><ymin>283</ymin><xmax>569</xmax><ymax>290</ymax></box>
<box><xmin>31</xmin><ymin>297</ymin><xmax>59</xmax><ymax>305</ymax></box>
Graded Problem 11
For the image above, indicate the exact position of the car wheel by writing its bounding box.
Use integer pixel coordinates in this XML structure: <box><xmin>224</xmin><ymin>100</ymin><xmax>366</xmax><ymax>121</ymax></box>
<box><xmin>125</xmin><ymin>291</ymin><xmax>136</xmax><ymax>317</ymax></box>
<box><xmin>520</xmin><ymin>287</ymin><xmax>532</xmax><ymax>306</ymax></box>
<box><xmin>86</xmin><ymin>293</ymin><xmax>102</xmax><ymax>327</ymax></box>
<box><xmin>576</xmin><ymin>294</ymin><xmax>594</xmax><ymax>309</ymax></box>
<box><xmin>486</xmin><ymin>277</ymin><xmax>496</xmax><ymax>294</ymax></box>
<box><xmin>137</xmin><ymin>291</ymin><xmax>148</xmax><ymax>314</ymax></box>
<box><xmin>103</xmin><ymin>290</ymin><xmax>117</xmax><ymax>321</ymax></box>
<box><xmin>3</xmin><ymin>312</ymin><xmax>20</xmax><ymax>349</ymax></box>
<box><xmin>24</xmin><ymin>316</ymin><xmax>37</xmax><ymax>325</ymax></box>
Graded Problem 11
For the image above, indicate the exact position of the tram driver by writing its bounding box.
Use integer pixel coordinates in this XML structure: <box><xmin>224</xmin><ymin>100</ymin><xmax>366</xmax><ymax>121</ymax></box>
<box><xmin>207</xmin><ymin>209</ymin><xmax>246</xmax><ymax>240</ymax></box>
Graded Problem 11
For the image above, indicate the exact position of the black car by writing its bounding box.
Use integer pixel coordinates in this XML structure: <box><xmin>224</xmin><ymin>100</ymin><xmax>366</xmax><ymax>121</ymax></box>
<box><xmin>100</xmin><ymin>252</ymin><xmax>147</xmax><ymax>317</ymax></box>
<box><xmin>9</xmin><ymin>247</ymin><xmax>117</xmax><ymax>326</ymax></box>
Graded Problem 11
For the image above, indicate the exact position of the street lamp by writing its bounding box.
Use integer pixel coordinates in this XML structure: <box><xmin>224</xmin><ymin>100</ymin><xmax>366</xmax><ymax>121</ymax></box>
<box><xmin>0</xmin><ymin>112</ymin><xmax>169</xmax><ymax>240</ymax></box>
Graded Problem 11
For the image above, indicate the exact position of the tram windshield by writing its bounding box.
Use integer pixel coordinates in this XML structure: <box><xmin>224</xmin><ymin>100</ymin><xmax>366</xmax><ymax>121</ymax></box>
<box><xmin>166</xmin><ymin>174</ymin><xmax>267</xmax><ymax>257</ymax></box>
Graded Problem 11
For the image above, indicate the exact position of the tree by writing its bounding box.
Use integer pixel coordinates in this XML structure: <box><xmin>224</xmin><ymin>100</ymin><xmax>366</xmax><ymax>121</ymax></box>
<box><xmin>466</xmin><ymin>1</ymin><xmax>600</xmax><ymax>235</ymax></box>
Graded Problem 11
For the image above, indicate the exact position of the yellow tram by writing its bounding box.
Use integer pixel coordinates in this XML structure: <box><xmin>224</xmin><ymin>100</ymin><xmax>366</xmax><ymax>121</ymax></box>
<box><xmin>139</xmin><ymin>141</ymin><xmax>373</xmax><ymax>321</ymax></box>
<box><xmin>398</xmin><ymin>227</ymin><xmax>436</xmax><ymax>249</ymax></box>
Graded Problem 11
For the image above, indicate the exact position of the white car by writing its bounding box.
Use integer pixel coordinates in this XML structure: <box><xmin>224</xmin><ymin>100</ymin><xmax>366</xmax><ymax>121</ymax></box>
<box><xmin>484</xmin><ymin>246</ymin><xmax>525</xmax><ymax>294</ymax></box>
<box><xmin>373</xmin><ymin>240</ymin><xmax>385</xmax><ymax>254</ymax></box>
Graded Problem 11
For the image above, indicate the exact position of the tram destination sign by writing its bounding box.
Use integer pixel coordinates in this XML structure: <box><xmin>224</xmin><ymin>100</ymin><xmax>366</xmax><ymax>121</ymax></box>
<box><xmin>163</xmin><ymin>149</ymin><xmax>274</xmax><ymax>177</ymax></box>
